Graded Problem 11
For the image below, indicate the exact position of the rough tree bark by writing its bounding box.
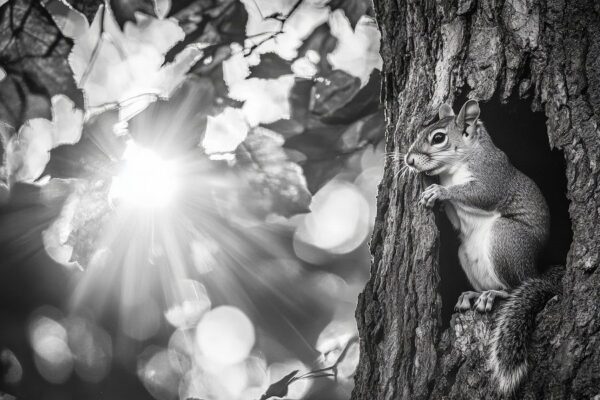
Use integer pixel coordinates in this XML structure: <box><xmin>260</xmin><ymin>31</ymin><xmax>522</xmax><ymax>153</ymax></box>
<box><xmin>352</xmin><ymin>0</ymin><xmax>600</xmax><ymax>399</ymax></box>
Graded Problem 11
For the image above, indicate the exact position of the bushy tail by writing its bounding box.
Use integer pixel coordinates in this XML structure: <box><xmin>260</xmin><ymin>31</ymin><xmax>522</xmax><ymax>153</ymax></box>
<box><xmin>489</xmin><ymin>266</ymin><xmax>564</xmax><ymax>394</ymax></box>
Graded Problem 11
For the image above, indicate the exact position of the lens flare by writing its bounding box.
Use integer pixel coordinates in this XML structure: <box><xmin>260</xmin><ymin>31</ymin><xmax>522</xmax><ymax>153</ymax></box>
<box><xmin>109</xmin><ymin>140</ymin><xmax>179</xmax><ymax>208</ymax></box>
<box><xmin>195</xmin><ymin>306</ymin><xmax>255</xmax><ymax>366</ymax></box>
<box><xmin>28</xmin><ymin>315</ymin><xmax>73</xmax><ymax>384</ymax></box>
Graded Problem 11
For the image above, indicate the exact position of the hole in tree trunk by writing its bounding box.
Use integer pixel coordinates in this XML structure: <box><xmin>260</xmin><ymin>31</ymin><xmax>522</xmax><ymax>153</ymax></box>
<box><xmin>438</xmin><ymin>95</ymin><xmax>573</xmax><ymax>327</ymax></box>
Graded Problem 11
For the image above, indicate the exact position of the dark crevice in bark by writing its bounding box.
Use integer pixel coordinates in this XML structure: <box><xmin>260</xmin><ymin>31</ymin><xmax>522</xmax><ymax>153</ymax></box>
<box><xmin>436</xmin><ymin>208</ymin><xmax>467</xmax><ymax>327</ymax></box>
<box><xmin>480</xmin><ymin>95</ymin><xmax>573</xmax><ymax>268</ymax></box>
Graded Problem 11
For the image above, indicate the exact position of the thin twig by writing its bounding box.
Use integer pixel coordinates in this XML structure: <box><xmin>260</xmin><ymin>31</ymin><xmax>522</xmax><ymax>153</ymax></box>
<box><xmin>243</xmin><ymin>0</ymin><xmax>304</xmax><ymax>57</ymax></box>
<box><xmin>83</xmin><ymin>92</ymin><xmax>163</xmax><ymax>122</ymax></box>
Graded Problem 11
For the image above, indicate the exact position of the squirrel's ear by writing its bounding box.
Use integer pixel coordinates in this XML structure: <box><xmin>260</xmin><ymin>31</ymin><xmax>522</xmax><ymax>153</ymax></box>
<box><xmin>457</xmin><ymin>99</ymin><xmax>480</xmax><ymax>127</ymax></box>
<box><xmin>438</xmin><ymin>103</ymin><xmax>455</xmax><ymax>119</ymax></box>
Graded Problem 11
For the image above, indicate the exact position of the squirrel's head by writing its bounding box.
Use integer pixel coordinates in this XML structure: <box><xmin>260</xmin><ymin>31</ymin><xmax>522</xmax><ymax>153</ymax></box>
<box><xmin>405</xmin><ymin>99</ymin><xmax>480</xmax><ymax>176</ymax></box>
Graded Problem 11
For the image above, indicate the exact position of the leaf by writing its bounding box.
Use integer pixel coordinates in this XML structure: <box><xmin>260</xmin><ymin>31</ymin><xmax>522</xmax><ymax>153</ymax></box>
<box><xmin>8</xmin><ymin>119</ymin><xmax>53</xmax><ymax>182</ymax></box>
<box><xmin>222</xmin><ymin>47</ymin><xmax>294</xmax><ymax>127</ymax></box>
<box><xmin>222</xmin><ymin>43</ymin><xmax>250</xmax><ymax>87</ymax></box>
<box><xmin>299</xmin><ymin>158</ymin><xmax>345</xmax><ymax>194</ymax></box>
<box><xmin>310</xmin><ymin>70</ymin><xmax>362</xmax><ymax>118</ymax></box>
<box><xmin>349</xmin><ymin>111</ymin><xmax>385</xmax><ymax>145</ymax></box>
<box><xmin>68</xmin><ymin>5</ymin><xmax>203</xmax><ymax>115</ymax></box>
<box><xmin>109</xmin><ymin>0</ymin><xmax>154</xmax><ymax>26</ymax></box>
<box><xmin>260</xmin><ymin>369</ymin><xmax>299</xmax><ymax>400</ymax></box>
<box><xmin>240</xmin><ymin>0</ymin><xmax>330</xmax><ymax>60</ymax></box>
<box><xmin>229</xmin><ymin>75</ymin><xmax>296</xmax><ymax>126</ymax></box>
<box><xmin>274</xmin><ymin>78</ymin><xmax>313</xmax><ymax>132</ymax></box>
<box><xmin>152</xmin><ymin>0</ymin><xmax>171</xmax><ymax>19</ymax></box>
<box><xmin>128</xmin><ymin>77</ymin><xmax>215</xmax><ymax>157</ymax></box>
<box><xmin>249</xmin><ymin>53</ymin><xmax>293</xmax><ymax>79</ymax></box>
<box><xmin>44</xmin><ymin>109</ymin><xmax>122</xmax><ymax>180</ymax></box>
<box><xmin>41</xmin><ymin>179</ymin><xmax>83</xmax><ymax>270</ymax></box>
<box><xmin>0</xmin><ymin>121</ymin><xmax>12</xmax><ymax>204</ymax></box>
<box><xmin>284</xmin><ymin>126</ymin><xmax>346</xmax><ymax>193</ymax></box>
<box><xmin>157</xmin><ymin>44</ymin><xmax>208</xmax><ymax>96</ymax></box>
<box><xmin>50</xmin><ymin>95</ymin><xmax>85</xmax><ymax>146</ymax></box>
<box><xmin>327</xmin><ymin>10</ymin><xmax>382</xmax><ymax>86</ymax></box>
<box><xmin>235</xmin><ymin>128</ymin><xmax>311</xmax><ymax>218</ymax></box>
<box><xmin>297</xmin><ymin>23</ymin><xmax>338</xmax><ymax>73</ymax></box>
<box><xmin>124</xmin><ymin>12</ymin><xmax>183</xmax><ymax>55</ymax></box>
<box><xmin>202</xmin><ymin>107</ymin><xmax>249</xmax><ymax>155</ymax></box>
<box><xmin>262</xmin><ymin>79</ymin><xmax>312</xmax><ymax>139</ymax></box>
<box><xmin>327</xmin><ymin>0</ymin><xmax>373</xmax><ymax>29</ymax></box>
<box><xmin>64</xmin><ymin>180</ymin><xmax>113</xmax><ymax>268</ymax></box>
<box><xmin>283</xmin><ymin>111</ymin><xmax>384</xmax><ymax>193</ymax></box>
<box><xmin>291</xmin><ymin>56</ymin><xmax>318</xmax><ymax>79</ymax></box>
<box><xmin>319</xmin><ymin>70</ymin><xmax>382</xmax><ymax>124</ymax></box>
<box><xmin>6</xmin><ymin>95</ymin><xmax>83</xmax><ymax>182</ymax></box>
<box><xmin>43</xmin><ymin>0</ymin><xmax>89</xmax><ymax>39</ymax></box>
<box><xmin>222</xmin><ymin>44</ymin><xmax>296</xmax><ymax>127</ymax></box>
<box><xmin>0</xmin><ymin>0</ymin><xmax>81</xmax><ymax>128</ymax></box>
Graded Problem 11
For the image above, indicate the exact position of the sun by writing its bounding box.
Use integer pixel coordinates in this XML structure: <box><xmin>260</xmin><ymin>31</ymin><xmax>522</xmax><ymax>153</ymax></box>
<box><xmin>109</xmin><ymin>140</ymin><xmax>180</xmax><ymax>209</ymax></box>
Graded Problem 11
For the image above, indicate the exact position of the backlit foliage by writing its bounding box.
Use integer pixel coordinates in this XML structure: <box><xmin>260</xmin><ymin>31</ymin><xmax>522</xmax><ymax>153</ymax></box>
<box><xmin>0</xmin><ymin>0</ymin><xmax>384</xmax><ymax>398</ymax></box>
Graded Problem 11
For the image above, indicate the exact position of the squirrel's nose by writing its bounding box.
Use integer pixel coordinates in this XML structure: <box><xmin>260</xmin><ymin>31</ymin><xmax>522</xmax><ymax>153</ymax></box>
<box><xmin>406</xmin><ymin>154</ymin><xmax>415</xmax><ymax>166</ymax></box>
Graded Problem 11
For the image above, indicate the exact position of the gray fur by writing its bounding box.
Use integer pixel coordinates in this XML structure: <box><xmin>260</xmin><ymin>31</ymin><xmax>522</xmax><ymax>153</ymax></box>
<box><xmin>406</xmin><ymin>100</ymin><xmax>557</xmax><ymax>394</ymax></box>
<box><xmin>490</xmin><ymin>266</ymin><xmax>564</xmax><ymax>394</ymax></box>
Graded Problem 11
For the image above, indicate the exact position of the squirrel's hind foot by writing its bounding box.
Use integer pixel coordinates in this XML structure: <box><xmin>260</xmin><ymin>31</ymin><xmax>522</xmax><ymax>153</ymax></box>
<box><xmin>474</xmin><ymin>290</ymin><xmax>509</xmax><ymax>312</ymax></box>
<box><xmin>454</xmin><ymin>291</ymin><xmax>481</xmax><ymax>311</ymax></box>
<box><xmin>455</xmin><ymin>290</ymin><xmax>510</xmax><ymax>312</ymax></box>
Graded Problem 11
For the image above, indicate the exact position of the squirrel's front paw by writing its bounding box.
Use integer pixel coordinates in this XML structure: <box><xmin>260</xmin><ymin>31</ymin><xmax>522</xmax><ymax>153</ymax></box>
<box><xmin>419</xmin><ymin>184</ymin><xmax>448</xmax><ymax>208</ymax></box>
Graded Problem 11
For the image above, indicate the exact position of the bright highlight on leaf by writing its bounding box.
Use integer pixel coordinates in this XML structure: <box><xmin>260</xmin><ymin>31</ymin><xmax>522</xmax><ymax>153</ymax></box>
<box><xmin>230</xmin><ymin>75</ymin><xmax>296</xmax><ymax>126</ymax></box>
<box><xmin>7</xmin><ymin>95</ymin><xmax>83</xmax><ymax>183</ymax></box>
<box><xmin>68</xmin><ymin>5</ymin><xmax>203</xmax><ymax>117</ymax></box>
<box><xmin>109</xmin><ymin>141</ymin><xmax>180</xmax><ymax>209</ymax></box>
<box><xmin>42</xmin><ymin>180</ymin><xmax>82</xmax><ymax>270</ymax></box>
<box><xmin>328</xmin><ymin>11</ymin><xmax>382</xmax><ymax>86</ymax></box>
<box><xmin>152</xmin><ymin>0</ymin><xmax>172</xmax><ymax>19</ymax></box>
<box><xmin>241</xmin><ymin>0</ymin><xmax>329</xmax><ymax>60</ymax></box>
<box><xmin>222</xmin><ymin>44</ymin><xmax>296</xmax><ymax>127</ymax></box>
<box><xmin>202</xmin><ymin>107</ymin><xmax>249</xmax><ymax>155</ymax></box>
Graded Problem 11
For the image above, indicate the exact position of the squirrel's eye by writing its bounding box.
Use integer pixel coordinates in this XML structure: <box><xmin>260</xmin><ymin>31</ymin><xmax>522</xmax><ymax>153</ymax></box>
<box><xmin>431</xmin><ymin>132</ymin><xmax>446</xmax><ymax>145</ymax></box>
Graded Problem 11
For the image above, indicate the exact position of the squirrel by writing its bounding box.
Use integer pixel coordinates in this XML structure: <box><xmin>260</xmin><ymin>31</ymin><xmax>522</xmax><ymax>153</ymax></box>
<box><xmin>404</xmin><ymin>99</ymin><xmax>563</xmax><ymax>394</ymax></box>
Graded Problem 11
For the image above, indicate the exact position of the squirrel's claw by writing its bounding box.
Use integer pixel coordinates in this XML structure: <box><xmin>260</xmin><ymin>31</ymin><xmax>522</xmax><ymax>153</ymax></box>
<box><xmin>420</xmin><ymin>184</ymin><xmax>448</xmax><ymax>208</ymax></box>
<box><xmin>474</xmin><ymin>290</ymin><xmax>510</xmax><ymax>313</ymax></box>
<box><xmin>454</xmin><ymin>291</ymin><xmax>481</xmax><ymax>311</ymax></box>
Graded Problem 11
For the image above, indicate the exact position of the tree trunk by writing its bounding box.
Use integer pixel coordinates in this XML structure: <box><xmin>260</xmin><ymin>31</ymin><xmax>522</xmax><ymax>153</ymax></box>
<box><xmin>352</xmin><ymin>0</ymin><xmax>600</xmax><ymax>399</ymax></box>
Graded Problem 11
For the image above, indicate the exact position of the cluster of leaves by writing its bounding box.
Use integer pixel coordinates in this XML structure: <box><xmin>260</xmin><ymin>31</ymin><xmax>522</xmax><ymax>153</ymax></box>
<box><xmin>0</xmin><ymin>0</ymin><xmax>380</xmax><ymax>398</ymax></box>
<box><xmin>0</xmin><ymin>0</ymin><xmax>384</xmax><ymax>268</ymax></box>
